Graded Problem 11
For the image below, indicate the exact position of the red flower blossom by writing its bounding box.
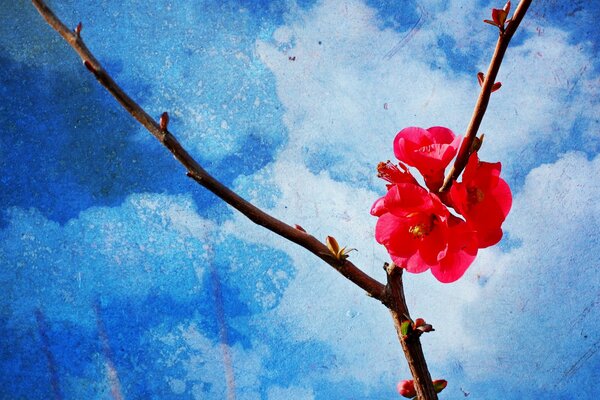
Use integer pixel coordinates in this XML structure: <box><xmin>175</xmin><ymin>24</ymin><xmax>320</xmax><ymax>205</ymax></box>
<box><xmin>393</xmin><ymin>126</ymin><xmax>462</xmax><ymax>191</ymax></box>
<box><xmin>450</xmin><ymin>153</ymin><xmax>512</xmax><ymax>248</ymax></box>
<box><xmin>370</xmin><ymin>161</ymin><xmax>417</xmax><ymax>217</ymax></box>
<box><xmin>371</xmin><ymin>162</ymin><xmax>479</xmax><ymax>282</ymax></box>
<box><xmin>373</xmin><ymin>126</ymin><xmax>511</xmax><ymax>283</ymax></box>
<box><xmin>372</xmin><ymin>182</ymin><xmax>449</xmax><ymax>273</ymax></box>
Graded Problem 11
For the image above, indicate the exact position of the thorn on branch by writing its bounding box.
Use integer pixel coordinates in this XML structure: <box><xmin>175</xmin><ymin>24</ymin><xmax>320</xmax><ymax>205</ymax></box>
<box><xmin>159</xmin><ymin>111</ymin><xmax>169</xmax><ymax>132</ymax></box>
<box><xmin>74</xmin><ymin>22</ymin><xmax>82</xmax><ymax>36</ymax></box>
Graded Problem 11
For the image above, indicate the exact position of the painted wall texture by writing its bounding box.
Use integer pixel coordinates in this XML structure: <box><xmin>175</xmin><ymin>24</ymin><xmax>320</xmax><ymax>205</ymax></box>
<box><xmin>1</xmin><ymin>0</ymin><xmax>599</xmax><ymax>398</ymax></box>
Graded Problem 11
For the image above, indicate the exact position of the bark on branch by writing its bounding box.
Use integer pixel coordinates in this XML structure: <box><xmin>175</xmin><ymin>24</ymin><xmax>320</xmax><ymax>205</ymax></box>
<box><xmin>440</xmin><ymin>0</ymin><xmax>533</xmax><ymax>192</ymax></box>
<box><xmin>31</xmin><ymin>0</ymin><xmax>386</xmax><ymax>301</ymax></box>
<box><xmin>385</xmin><ymin>264</ymin><xmax>438</xmax><ymax>399</ymax></box>
<box><xmin>31</xmin><ymin>1</ymin><xmax>533</xmax><ymax>399</ymax></box>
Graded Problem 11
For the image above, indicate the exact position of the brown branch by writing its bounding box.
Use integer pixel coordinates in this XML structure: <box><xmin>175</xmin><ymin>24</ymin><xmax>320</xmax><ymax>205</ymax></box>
<box><xmin>384</xmin><ymin>264</ymin><xmax>437</xmax><ymax>400</ymax></box>
<box><xmin>439</xmin><ymin>0</ymin><xmax>533</xmax><ymax>192</ymax></box>
<box><xmin>31</xmin><ymin>0</ymin><xmax>386</xmax><ymax>301</ymax></box>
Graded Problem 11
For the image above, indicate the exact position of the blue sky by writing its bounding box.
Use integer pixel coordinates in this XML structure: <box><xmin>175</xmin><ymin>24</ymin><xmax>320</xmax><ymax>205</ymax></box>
<box><xmin>1</xmin><ymin>0</ymin><xmax>599</xmax><ymax>398</ymax></box>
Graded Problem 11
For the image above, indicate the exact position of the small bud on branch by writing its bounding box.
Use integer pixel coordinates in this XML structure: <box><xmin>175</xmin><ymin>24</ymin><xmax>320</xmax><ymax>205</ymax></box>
<box><xmin>484</xmin><ymin>1</ymin><xmax>512</xmax><ymax>33</ymax></box>
<box><xmin>397</xmin><ymin>380</ymin><xmax>417</xmax><ymax>398</ymax></box>
<box><xmin>400</xmin><ymin>317</ymin><xmax>435</xmax><ymax>339</ymax></box>
<box><xmin>159</xmin><ymin>111</ymin><xmax>169</xmax><ymax>132</ymax></box>
<box><xmin>397</xmin><ymin>379</ymin><xmax>447</xmax><ymax>398</ymax></box>
<box><xmin>477</xmin><ymin>72</ymin><xmax>502</xmax><ymax>92</ymax></box>
<box><xmin>477</xmin><ymin>72</ymin><xmax>485</xmax><ymax>86</ymax></box>
<box><xmin>325</xmin><ymin>236</ymin><xmax>356</xmax><ymax>262</ymax></box>
<box><xmin>470</xmin><ymin>134</ymin><xmax>485</xmax><ymax>153</ymax></box>
<box><xmin>74</xmin><ymin>21</ymin><xmax>82</xmax><ymax>36</ymax></box>
<box><xmin>432</xmin><ymin>379</ymin><xmax>448</xmax><ymax>393</ymax></box>
<box><xmin>294</xmin><ymin>224</ymin><xmax>307</xmax><ymax>232</ymax></box>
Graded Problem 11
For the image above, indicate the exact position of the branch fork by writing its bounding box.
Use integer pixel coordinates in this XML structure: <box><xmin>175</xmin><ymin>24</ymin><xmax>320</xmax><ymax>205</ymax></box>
<box><xmin>30</xmin><ymin>1</ymin><xmax>533</xmax><ymax>398</ymax></box>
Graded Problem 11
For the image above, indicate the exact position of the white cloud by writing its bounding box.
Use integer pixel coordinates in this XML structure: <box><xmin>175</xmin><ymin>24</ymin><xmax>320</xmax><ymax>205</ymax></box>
<box><xmin>223</xmin><ymin>0</ymin><xmax>600</xmax><ymax>395</ymax></box>
<box><xmin>227</xmin><ymin>158</ymin><xmax>482</xmax><ymax>386</ymax></box>
<box><xmin>11</xmin><ymin>0</ymin><xmax>600</xmax><ymax>397</ymax></box>
<box><xmin>153</xmin><ymin>322</ymin><xmax>265</xmax><ymax>399</ymax></box>
<box><xmin>255</xmin><ymin>0</ymin><xmax>599</xmax><ymax>185</ymax></box>
<box><xmin>1</xmin><ymin>193</ymin><xmax>213</xmax><ymax>329</ymax></box>
<box><xmin>455</xmin><ymin>152</ymin><xmax>600</xmax><ymax>394</ymax></box>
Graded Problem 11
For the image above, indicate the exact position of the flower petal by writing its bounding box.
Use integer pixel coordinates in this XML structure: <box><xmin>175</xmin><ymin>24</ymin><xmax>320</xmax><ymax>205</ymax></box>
<box><xmin>370</xmin><ymin>196</ymin><xmax>387</xmax><ymax>217</ymax></box>
<box><xmin>426</xmin><ymin>126</ymin><xmax>456</xmax><ymax>143</ymax></box>
<box><xmin>384</xmin><ymin>183</ymin><xmax>433</xmax><ymax>217</ymax></box>
<box><xmin>431</xmin><ymin>220</ymin><xmax>478</xmax><ymax>283</ymax></box>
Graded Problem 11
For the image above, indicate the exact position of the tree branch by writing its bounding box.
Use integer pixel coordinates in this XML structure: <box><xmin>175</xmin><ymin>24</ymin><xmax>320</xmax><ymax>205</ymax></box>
<box><xmin>439</xmin><ymin>0</ymin><xmax>533</xmax><ymax>192</ymax></box>
<box><xmin>31</xmin><ymin>0</ymin><xmax>387</xmax><ymax>301</ymax></box>
<box><xmin>384</xmin><ymin>264</ymin><xmax>438</xmax><ymax>400</ymax></box>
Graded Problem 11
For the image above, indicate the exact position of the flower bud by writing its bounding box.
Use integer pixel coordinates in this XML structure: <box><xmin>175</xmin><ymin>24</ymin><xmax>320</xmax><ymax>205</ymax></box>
<box><xmin>433</xmin><ymin>379</ymin><xmax>448</xmax><ymax>393</ymax></box>
<box><xmin>397</xmin><ymin>380</ymin><xmax>416</xmax><ymax>398</ymax></box>
<box><xmin>325</xmin><ymin>236</ymin><xmax>356</xmax><ymax>261</ymax></box>
<box><xmin>294</xmin><ymin>224</ymin><xmax>306</xmax><ymax>232</ymax></box>
<box><xmin>477</xmin><ymin>72</ymin><xmax>485</xmax><ymax>87</ymax></box>
<box><xmin>159</xmin><ymin>112</ymin><xmax>169</xmax><ymax>131</ymax></box>
<box><xmin>400</xmin><ymin>320</ymin><xmax>412</xmax><ymax>337</ymax></box>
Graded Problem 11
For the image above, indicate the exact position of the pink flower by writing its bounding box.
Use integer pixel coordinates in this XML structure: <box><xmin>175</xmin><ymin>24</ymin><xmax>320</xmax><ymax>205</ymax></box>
<box><xmin>393</xmin><ymin>126</ymin><xmax>462</xmax><ymax>191</ymax></box>
<box><xmin>370</xmin><ymin>161</ymin><xmax>417</xmax><ymax>217</ymax></box>
<box><xmin>371</xmin><ymin>161</ymin><xmax>479</xmax><ymax>282</ymax></box>
<box><xmin>372</xmin><ymin>182</ymin><xmax>449</xmax><ymax>273</ymax></box>
<box><xmin>373</xmin><ymin>126</ymin><xmax>511</xmax><ymax>283</ymax></box>
<box><xmin>450</xmin><ymin>153</ymin><xmax>512</xmax><ymax>248</ymax></box>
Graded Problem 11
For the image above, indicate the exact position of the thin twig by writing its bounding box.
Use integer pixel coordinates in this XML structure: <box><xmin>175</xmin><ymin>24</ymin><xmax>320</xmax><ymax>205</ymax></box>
<box><xmin>440</xmin><ymin>0</ymin><xmax>533</xmax><ymax>192</ymax></box>
<box><xmin>30</xmin><ymin>0</ymin><xmax>387</xmax><ymax>301</ymax></box>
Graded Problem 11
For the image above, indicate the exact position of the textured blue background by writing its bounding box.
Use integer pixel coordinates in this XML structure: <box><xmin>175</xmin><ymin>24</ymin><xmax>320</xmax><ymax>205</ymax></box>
<box><xmin>1</xmin><ymin>1</ymin><xmax>599</xmax><ymax>398</ymax></box>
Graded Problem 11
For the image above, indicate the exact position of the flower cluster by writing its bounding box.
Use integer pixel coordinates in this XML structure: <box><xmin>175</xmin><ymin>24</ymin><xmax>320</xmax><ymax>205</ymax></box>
<box><xmin>371</xmin><ymin>127</ymin><xmax>512</xmax><ymax>283</ymax></box>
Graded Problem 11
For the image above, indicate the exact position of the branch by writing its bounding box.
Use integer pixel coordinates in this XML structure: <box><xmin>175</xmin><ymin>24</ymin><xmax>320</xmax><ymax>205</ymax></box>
<box><xmin>31</xmin><ymin>0</ymin><xmax>386</xmax><ymax>301</ymax></box>
<box><xmin>439</xmin><ymin>0</ymin><xmax>533</xmax><ymax>192</ymax></box>
<box><xmin>384</xmin><ymin>264</ymin><xmax>438</xmax><ymax>400</ymax></box>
